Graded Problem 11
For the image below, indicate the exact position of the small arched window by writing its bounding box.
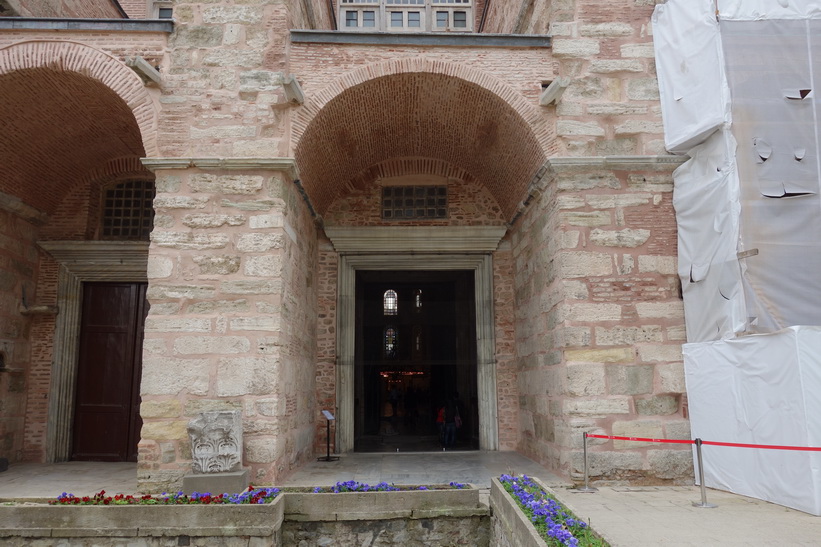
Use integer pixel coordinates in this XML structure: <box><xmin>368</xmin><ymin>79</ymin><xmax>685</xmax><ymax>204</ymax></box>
<box><xmin>383</xmin><ymin>289</ymin><xmax>398</xmax><ymax>315</ymax></box>
<box><xmin>101</xmin><ymin>179</ymin><xmax>155</xmax><ymax>241</ymax></box>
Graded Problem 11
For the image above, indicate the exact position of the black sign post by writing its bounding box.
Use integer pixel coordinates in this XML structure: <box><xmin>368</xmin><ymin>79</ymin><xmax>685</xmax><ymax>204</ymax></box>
<box><xmin>317</xmin><ymin>410</ymin><xmax>339</xmax><ymax>462</ymax></box>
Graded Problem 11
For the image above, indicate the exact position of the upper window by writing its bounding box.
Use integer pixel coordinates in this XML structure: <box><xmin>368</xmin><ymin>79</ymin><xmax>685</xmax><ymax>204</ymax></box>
<box><xmin>383</xmin><ymin>289</ymin><xmax>398</xmax><ymax>315</ymax></box>
<box><xmin>100</xmin><ymin>179</ymin><xmax>155</xmax><ymax>241</ymax></box>
<box><xmin>382</xmin><ymin>185</ymin><xmax>448</xmax><ymax>220</ymax></box>
<box><xmin>340</xmin><ymin>0</ymin><xmax>472</xmax><ymax>32</ymax></box>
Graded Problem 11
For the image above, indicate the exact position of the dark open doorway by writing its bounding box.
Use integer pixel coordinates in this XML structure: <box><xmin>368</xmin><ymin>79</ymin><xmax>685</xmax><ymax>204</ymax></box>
<box><xmin>354</xmin><ymin>270</ymin><xmax>478</xmax><ymax>452</ymax></box>
<box><xmin>71</xmin><ymin>282</ymin><xmax>147</xmax><ymax>462</ymax></box>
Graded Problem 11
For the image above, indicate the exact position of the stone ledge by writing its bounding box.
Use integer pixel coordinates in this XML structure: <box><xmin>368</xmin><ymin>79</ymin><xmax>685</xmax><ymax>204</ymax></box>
<box><xmin>291</xmin><ymin>30</ymin><xmax>551</xmax><ymax>48</ymax></box>
<box><xmin>141</xmin><ymin>157</ymin><xmax>298</xmax><ymax>179</ymax></box>
<box><xmin>0</xmin><ymin>17</ymin><xmax>173</xmax><ymax>33</ymax></box>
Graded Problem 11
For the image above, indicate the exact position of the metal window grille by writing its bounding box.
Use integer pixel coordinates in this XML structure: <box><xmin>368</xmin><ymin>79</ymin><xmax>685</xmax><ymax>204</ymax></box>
<box><xmin>101</xmin><ymin>179</ymin><xmax>155</xmax><ymax>240</ymax></box>
<box><xmin>382</xmin><ymin>186</ymin><xmax>447</xmax><ymax>220</ymax></box>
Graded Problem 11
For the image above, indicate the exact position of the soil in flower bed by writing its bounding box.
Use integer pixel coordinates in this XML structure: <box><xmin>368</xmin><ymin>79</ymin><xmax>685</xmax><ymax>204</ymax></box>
<box><xmin>499</xmin><ymin>475</ymin><xmax>609</xmax><ymax>547</ymax></box>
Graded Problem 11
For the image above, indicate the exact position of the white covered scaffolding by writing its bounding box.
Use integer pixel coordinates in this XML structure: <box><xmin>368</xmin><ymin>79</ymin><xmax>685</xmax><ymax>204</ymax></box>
<box><xmin>654</xmin><ymin>0</ymin><xmax>821</xmax><ymax>515</ymax></box>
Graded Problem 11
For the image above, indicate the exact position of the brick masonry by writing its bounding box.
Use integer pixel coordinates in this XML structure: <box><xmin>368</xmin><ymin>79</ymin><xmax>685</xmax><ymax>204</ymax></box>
<box><xmin>0</xmin><ymin>0</ymin><xmax>692</xmax><ymax>487</ymax></box>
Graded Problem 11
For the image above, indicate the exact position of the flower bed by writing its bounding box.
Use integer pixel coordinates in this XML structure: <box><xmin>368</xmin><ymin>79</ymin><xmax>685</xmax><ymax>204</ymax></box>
<box><xmin>50</xmin><ymin>486</ymin><xmax>280</xmax><ymax>505</ymax></box>
<box><xmin>494</xmin><ymin>475</ymin><xmax>607</xmax><ymax>547</ymax></box>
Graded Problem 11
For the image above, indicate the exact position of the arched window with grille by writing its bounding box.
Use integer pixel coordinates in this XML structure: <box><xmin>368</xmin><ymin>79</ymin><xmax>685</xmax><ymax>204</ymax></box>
<box><xmin>383</xmin><ymin>289</ymin><xmax>398</xmax><ymax>316</ymax></box>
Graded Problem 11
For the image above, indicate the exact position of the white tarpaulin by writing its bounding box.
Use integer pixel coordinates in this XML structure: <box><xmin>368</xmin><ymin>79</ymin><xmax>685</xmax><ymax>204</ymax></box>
<box><xmin>684</xmin><ymin>327</ymin><xmax>821</xmax><ymax>515</ymax></box>
<box><xmin>655</xmin><ymin>0</ymin><xmax>821</xmax><ymax>515</ymax></box>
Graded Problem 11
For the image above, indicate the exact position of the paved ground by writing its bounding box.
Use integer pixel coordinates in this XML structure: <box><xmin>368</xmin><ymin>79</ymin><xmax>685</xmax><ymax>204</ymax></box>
<box><xmin>2</xmin><ymin>452</ymin><xmax>820</xmax><ymax>545</ymax></box>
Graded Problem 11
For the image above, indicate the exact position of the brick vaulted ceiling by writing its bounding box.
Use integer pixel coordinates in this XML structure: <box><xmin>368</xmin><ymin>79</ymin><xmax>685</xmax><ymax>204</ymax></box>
<box><xmin>295</xmin><ymin>72</ymin><xmax>547</xmax><ymax>219</ymax></box>
<box><xmin>0</xmin><ymin>67</ymin><xmax>145</xmax><ymax>216</ymax></box>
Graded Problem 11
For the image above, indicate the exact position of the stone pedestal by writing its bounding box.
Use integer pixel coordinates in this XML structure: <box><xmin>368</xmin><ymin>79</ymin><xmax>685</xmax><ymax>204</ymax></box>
<box><xmin>182</xmin><ymin>469</ymin><xmax>249</xmax><ymax>495</ymax></box>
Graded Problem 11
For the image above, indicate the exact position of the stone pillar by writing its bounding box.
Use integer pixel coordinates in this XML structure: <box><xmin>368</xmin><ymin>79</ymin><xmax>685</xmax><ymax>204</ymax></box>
<box><xmin>139</xmin><ymin>158</ymin><xmax>317</xmax><ymax>492</ymax></box>
<box><xmin>512</xmin><ymin>156</ymin><xmax>692</xmax><ymax>483</ymax></box>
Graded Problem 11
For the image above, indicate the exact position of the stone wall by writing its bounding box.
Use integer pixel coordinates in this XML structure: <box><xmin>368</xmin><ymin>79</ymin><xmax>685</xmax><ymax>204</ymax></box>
<box><xmin>510</xmin><ymin>158</ymin><xmax>691</xmax><ymax>482</ymax></box>
<box><xmin>0</xmin><ymin>208</ymin><xmax>40</xmax><ymax>463</ymax></box>
<box><xmin>282</xmin><ymin>516</ymin><xmax>489</xmax><ymax>546</ymax></box>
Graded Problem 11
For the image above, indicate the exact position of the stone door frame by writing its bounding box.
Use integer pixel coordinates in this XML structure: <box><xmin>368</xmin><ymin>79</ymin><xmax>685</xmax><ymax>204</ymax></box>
<box><xmin>38</xmin><ymin>241</ymin><xmax>148</xmax><ymax>462</ymax></box>
<box><xmin>326</xmin><ymin>226</ymin><xmax>506</xmax><ymax>453</ymax></box>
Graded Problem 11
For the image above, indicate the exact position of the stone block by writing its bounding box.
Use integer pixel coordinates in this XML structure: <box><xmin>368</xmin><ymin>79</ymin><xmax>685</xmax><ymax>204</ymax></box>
<box><xmin>190</xmin><ymin>125</ymin><xmax>257</xmax><ymax>140</ymax></box>
<box><xmin>615</xmin><ymin>120</ymin><xmax>664</xmax><ymax>135</ymax></box>
<box><xmin>627</xmin><ymin>78</ymin><xmax>661</xmax><ymax>101</ymax></box>
<box><xmin>245</xmin><ymin>255</ymin><xmax>282</xmax><ymax>277</ymax></box>
<box><xmin>560</xmin><ymin>252</ymin><xmax>613</xmax><ymax>278</ymax></box>
<box><xmin>556</xmin><ymin>171</ymin><xmax>620</xmax><ymax>191</ymax></box>
<box><xmin>202</xmin><ymin>5</ymin><xmax>262</xmax><ymax>24</ymax></box>
<box><xmin>236</xmin><ymin>233</ymin><xmax>285</xmax><ymax>252</ymax></box>
<box><xmin>229</xmin><ymin>316</ymin><xmax>279</xmax><ymax>332</ymax></box>
<box><xmin>182</xmin><ymin>470</ymin><xmax>249</xmax><ymax>495</ymax></box>
<box><xmin>566</xmin><ymin>347</ymin><xmax>633</xmax><ymax>364</ymax></box>
<box><xmin>153</xmin><ymin>196</ymin><xmax>208</xmax><ymax>209</ymax></box>
<box><xmin>562</xmin><ymin>211</ymin><xmax>612</xmax><ymax>227</ymax></box>
<box><xmin>635</xmin><ymin>395</ymin><xmax>679</xmax><ymax>416</ymax></box>
<box><xmin>636</xmin><ymin>301</ymin><xmax>684</xmax><ymax>319</ymax></box>
<box><xmin>612</xmin><ymin>420</ymin><xmax>664</xmax><ymax>448</ymax></box>
<box><xmin>174</xmin><ymin>25</ymin><xmax>223</xmax><ymax>47</ymax></box>
<box><xmin>564</xmin><ymin>398</ymin><xmax>630</xmax><ymax>416</ymax></box>
<box><xmin>151</xmin><ymin>232</ymin><xmax>230</xmax><ymax>250</ymax></box>
<box><xmin>147</xmin><ymin>256</ymin><xmax>173</xmax><ymax>279</ymax></box>
<box><xmin>590</xmin><ymin>228</ymin><xmax>650</xmax><ymax>247</ymax></box>
<box><xmin>189</xmin><ymin>174</ymin><xmax>264</xmax><ymax>195</ymax></box>
<box><xmin>575</xmin><ymin>450</ymin><xmax>644</xmax><ymax>478</ymax></box>
<box><xmin>239</xmin><ymin>70</ymin><xmax>284</xmax><ymax>93</ymax></box>
<box><xmin>249</xmin><ymin>213</ymin><xmax>284</xmax><ymax>229</ymax></box>
<box><xmin>586</xmin><ymin>194</ymin><xmax>652</xmax><ymax>209</ymax></box>
<box><xmin>607</xmin><ymin>365</ymin><xmax>654</xmax><ymax>395</ymax></box>
<box><xmin>187</xmin><ymin>299</ymin><xmax>250</xmax><ymax>314</ymax></box>
<box><xmin>184</xmin><ymin>399</ymin><xmax>243</xmax><ymax>417</ymax></box>
<box><xmin>221</xmin><ymin>280</ymin><xmax>281</xmax><ymax>295</ymax></box>
<box><xmin>557</xmin><ymin>120</ymin><xmax>605</xmax><ymax>137</ymax></box>
<box><xmin>139</xmin><ymin>399</ymin><xmax>183</xmax><ymax>419</ymax></box>
<box><xmin>216</xmin><ymin>357</ymin><xmax>278</xmax><ymax>396</ymax></box>
<box><xmin>193</xmin><ymin>255</ymin><xmax>241</xmax><ymax>275</ymax></box>
<box><xmin>579</xmin><ymin>22</ymin><xmax>634</xmax><ymax>37</ymax></box>
<box><xmin>174</xmin><ymin>336</ymin><xmax>251</xmax><ymax>355</ymax></box>
<box><xmin>245</xmin><ymin>437</ymin><xmax>281</xmax><ymax>463</ymax></box>
<box><xmin>141</xmin><ymin>420</ymin><xmax>189</xmax><ymax>441</ymax></box>
<box><xmin>621</xmin><ymin>43</ymin><xmax>656</xmax><ymax>58</ymax></box>
<box><xmin>147</xmin><ymin>284</ymin><xmax>217</xmax><ymax>300</ymax></box>
<box><xmin>141</xmin><ymin>357</ymin><xmax>210</xmax><ymax>396</ymax></box>
<box><xmin>657</xmin><ymin>362</ymin><xmax>686</xmax><ymax>393</ymax></box>
<box><xmin>588</xmin><ymin>59</ymin><xmax>644</xmax><ymax>73</ymax></box>
<box><xmin>144</xmin><ymin>317</ymin><xmax>211</xmax><ymax>333</ymax></box>
<box><xmin>647</xmin><ymin>450</ymin><xmax>693</xmax><ymax>480</ymax></box>
<box><xmin>565</xmin><ymin>363</ymin><xmax>605</xmax><ymax>396</ymax></box>
<box><xmin>552</xmin><ymin>38</ymin><xmax>600</xmax><ymax>57</ymax></box>
<box><xmin>665</xmin><ymin>419</ymin><xmax>692</xmax><ymax>440</ymax></box>
<box><xmin>202</xmin><ymin>49</ymin><xmax>264</xmax><ymax>68</ymax></box>
<box><xmin>638</xmin><ymin>344</ymin><xmax>682</xmax><ymax>363</ymax></box>
<box><xmin>182</xmin><ymin>214</ymin><xmax>246</xmax><ymax>228</ymax></box>
<box><xmin>155</xmin><ymin>175</ymin><xmax>181</xmax><ymax>193</ymax></box>
<box><xmin>595</xmin><ymin>326</ymin><xmax>663</xmax><ymax>346</ymax></box>
<box><xmin>566</xmin><ymin>303</ymin><xmax>622</xmax><ymax>322</ymax></box>
<box><xmin>638</xmin><ymin>255</ymin><xmax>677</xmax><ymax>274</ymax></box>
<box><xmin>222</xmin><ymin>198</ymin><xmax>280</xmax><ymax>211</ymax></box>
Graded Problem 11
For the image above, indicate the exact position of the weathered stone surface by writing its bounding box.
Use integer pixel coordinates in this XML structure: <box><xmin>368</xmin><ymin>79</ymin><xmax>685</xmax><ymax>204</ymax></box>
<box><xmin>552</xmin><ymin>38</ymin><xmax>600</xmax><ymax>57</ymax></box>
<box><xmin>648</xmin><ymin>449</ymin><xmax>693</xmax><ymax>480</ymax></box>
<box><xmin>141</xmin><ymin>358</ymin><xmax>210</xmax><ymax>396</ymax></box>
<box><xmin>236</xmin><ymin>233</ymin><xmax>285</xmax><ymax>252</ymax></box>
<box><xmin>174</xmin><ymin>25</ymin><xmax>223</xmax><ymax>47</ymax></box>
<box><xmin>187</xmin><ymin>299</ymin><xmax>250</xmax><ymax>314</ymax></box>
<box><xmin>636</xmin><ymin>395</ymin><xmax>679</xmax><ymax>416</ymax></box>
<box><xmin>153</xmin><ymin>196</ymin><xmax>209</xmax><ymax>209</ymax></box>
<box><xmin>565</xmin><ymin>363</ymin><xmax>605</xmax><ymax>396</ymax></box>
<box><xmin>193</xmin><ymin>255</ymin><xmax>241</xmax><ymax>275</ymax></box>
<box><xmin>229</xmin><ymin>316</ymin><xmax>279</xmax><ymax>331</ymax></box>
<box><xmin>141</xmin><ymin>420</ymin><xmax>189</xmax><ymax>441</ymax></box>
<box><xmin>638</xmin><ymin>344</ymin><xmax>682</xmax><ymax>363</ymax></box>
<box><xmin>216</xmin><ymin>357</ymin><xmax>278</xmax><ymax>396</ymax></box>
<box><xmin>561</xmin><ymin>252</ymin><xmax>613</xmax><ymax>278</ymax></box>
<box><xmin>557</xmin><ymin>120</ymin><xmax>605</xmax><ymax>137</ymax></box>
<box><xmin>566</xmin><ymin>303</ymin><xmax>622</xmax><ymax>322</ymax></box>
<box><xmin>564</xmin><ymin>398</ymin><xmax>630</xmax><ymax>416</ymax></box>
<box><xmin>657</xmin><ymin>362</ymin><xmax>686</xmax><ymax>392</ymax></box>
<box><xmin>189</xmin><ymin>174</ymin><xmax>264</xmax><ymax>195</ymax></box>
<box><xmin>202</xmin><ymin>5</ymin><xmax>263</xmax><ymax>24</ymax></box>
<box><xmin>144</xmin><ymin>317</ymin><xmax>211</xmax><ymax>333</ymax></box>
<box><xmin>152</xmin><ymin>232</ymin><xmax>230</xmax><ymax>250</ymax></box>
<box><xmin>147</xmin><ymin>256</ymin><xmax>173</xmax><ymax>278</ymax></box>
<box><xmin>221</xmin><ymin>280</ymin><xmax>281</xmax><ymax>294</ymax></box>
<box><xmin>174</xmin><ymin>336</ymin><xmax>251</xmax><ymax>355</ymax></box>
<box><xmin>607</xmin><ymin>365</ymin><xmax>654</xmax><ymax>395</ymax></box>
<box><xmin>596</xmin><ymin>325</ymin><xmax>663</xmax><ymax>346</ymax></box>
<box><xmin>248</xmin><ymin>213</ymin><xmax>284</xmax><ymax>229</ymax></box>
<box><xmin>140</xmin><ymin>399</ymin><xmax>183</xmax><ymax>419</ymax></box>
<box><xmin>636</xmin><ymin>302</ymin><xmax>684</xmax><ymax>319</ymax></box>
<box><xmin>638</xmin><ymin>255</ymin><xmax>677</xmax><ymax>274</ymax></box>
<box><xmin>562</xmin><ymin>211</ymin><xmax>612</xmax><ymax>227</ymax></box>
<box><xmin>188</xmin><ymin>410</ymin><xmax>243</xmax><ymax>473</ymax></box>
<box><xmin>147</xmin><ymin>284</ymin><xmax>217</xmax><ymax>300</ymax></box>
<box><xmin>590</xmin><ymin>228</ymin><xmax>651</xmax><ymax>247</ymax></box>
<box><xmin>612</xmin><ymin>419</ymin><xmax>664</xmax><ymax>448</ymax></box>
<box><xmin>182</xmin><ymin>213</ymin><xmax>246</xmax><ymax>228</ymax></box>
<box><xmin>245</xmin><ymin>255</ymin><xmax>282</xmax><ymax>277</ymax></box>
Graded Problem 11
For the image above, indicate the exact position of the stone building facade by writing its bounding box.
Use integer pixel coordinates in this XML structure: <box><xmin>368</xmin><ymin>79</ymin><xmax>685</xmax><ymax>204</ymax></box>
<box><xmin>0</xmin><ymin>0</ymin><xmax>691</xmax><ymax>492</ymax></box>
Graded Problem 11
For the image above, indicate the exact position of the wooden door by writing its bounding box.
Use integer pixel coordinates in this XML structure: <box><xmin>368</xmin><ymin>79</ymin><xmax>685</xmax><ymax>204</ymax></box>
<box><xmin>71</xmin><ymin>282</ymin><xmax>147</xmax><ymax>462</ymax></box>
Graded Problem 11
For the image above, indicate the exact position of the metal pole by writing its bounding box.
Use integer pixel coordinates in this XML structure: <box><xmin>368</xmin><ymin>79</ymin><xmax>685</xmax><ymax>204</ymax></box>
<box><xmin>574</xmin><ymin>432</ymin><xmax>598</xmax><ymax>493</ymax></box>
<box><xmin>692</xmin><ymin>438</ymin><xmax>717</xmax><ymax>508</ymax></box>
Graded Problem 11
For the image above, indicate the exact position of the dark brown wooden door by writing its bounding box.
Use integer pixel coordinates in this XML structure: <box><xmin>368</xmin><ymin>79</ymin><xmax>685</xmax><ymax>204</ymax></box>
<box><xmin>71</xmin><ymin>282</ymin><xmax>147</xmax><ymax>462</ymax></box>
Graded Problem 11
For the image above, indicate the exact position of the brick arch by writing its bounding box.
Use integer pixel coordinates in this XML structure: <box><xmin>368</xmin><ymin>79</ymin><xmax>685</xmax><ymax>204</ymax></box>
<box><xmin>293</xmin><ymin>57</ymin><xmax>550</xmax><ymax>149</ymax></box>
<box><xmin>294</xmin><ymin>60</ymin><xmax>550</xmax><ymax>219</ymax></box>
<box><xmin>0</xmin><ymin>40</ymin><xmax>158</xmax><ymax>156</ymax></box>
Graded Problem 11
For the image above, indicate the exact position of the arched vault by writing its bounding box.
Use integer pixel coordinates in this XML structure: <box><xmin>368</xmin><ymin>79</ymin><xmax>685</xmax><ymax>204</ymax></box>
<box><xmin>295</xmin><ymin>64</ymin><xmax>548</xmax><ymax>219</ymax></box>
